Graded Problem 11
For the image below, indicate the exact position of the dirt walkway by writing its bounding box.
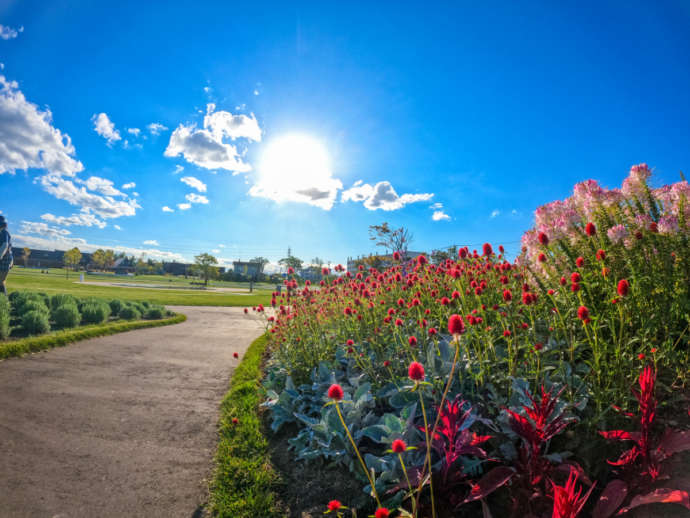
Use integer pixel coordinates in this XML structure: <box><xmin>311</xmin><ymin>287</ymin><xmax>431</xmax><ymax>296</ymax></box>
<box><xmin>0</xmin><ymin>306</ymin><xmax>265</xmax><ymax>518</ymax></box>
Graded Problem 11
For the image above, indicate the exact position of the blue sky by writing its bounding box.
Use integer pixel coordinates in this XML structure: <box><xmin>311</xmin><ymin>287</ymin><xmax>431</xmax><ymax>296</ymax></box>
<box><xmin>1</xmin><ymin>1</ymin><xmax>689</xmax><ymax>267</ymax></box>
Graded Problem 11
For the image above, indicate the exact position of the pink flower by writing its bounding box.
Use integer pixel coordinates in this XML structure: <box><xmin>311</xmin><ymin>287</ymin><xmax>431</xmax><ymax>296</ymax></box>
<box><xmin>607</xmin><ymin>224</ymin><xmax>628</xmax><ymax>244</ymax></box>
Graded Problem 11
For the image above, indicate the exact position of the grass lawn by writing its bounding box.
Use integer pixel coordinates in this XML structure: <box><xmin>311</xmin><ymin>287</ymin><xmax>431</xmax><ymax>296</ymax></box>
<box><xmin>6</xmin><ymin>268</ymin><xmax>273</xmax><ymax>307</ymax></box>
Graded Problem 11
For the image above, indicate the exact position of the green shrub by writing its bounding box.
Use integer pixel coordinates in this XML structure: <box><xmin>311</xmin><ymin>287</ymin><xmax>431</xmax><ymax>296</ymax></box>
<box><xmin>80</xmin><ymin>302</ymin><xmax>111</xmax><ymax>324</ymax></box>
<box><xmin>11</xmin><ymin>292</ymin><xmax>46</xmax><ymax>316</ymax></box>
<box><xmin>141</xmin><ymin>301</ymin><xmax>151</xmax><ymax>309</ymax></box>
<box><xmin>18</xmin><ymin>299</ymin><xmax>50</xmax><ymax>317</ymax></box>
<box><xmin>51</xmin><ymin>293</ymin><xmax>77</xmax><ymax>309</ymax></box>
<box><xmin>144</xmin><ymin>306</ymin><xmax>165</xmax><ymax>320</ymax></box>
<box><xmin>0</xmin><ymin>296</ymin><xmax>10</xmax><ymax>340</ymax></box>
<box><xmin>52</xmin><ymin>304</ymin><xmax>81</xmax><ymax>329</ymax></box>
<box><xmin>109</xmin><ymin>299</ymin><xmax>124</xmax><ymax>315</ymax></box>
<box><xmin>118</xmin><ymin>306</ymin><xmax>141</xmax><ymax>320</ymax></box>
<box><xmin>22</xmin><ymin>310</ymin><xmax>51</xmax><ymax>335</ymax></box>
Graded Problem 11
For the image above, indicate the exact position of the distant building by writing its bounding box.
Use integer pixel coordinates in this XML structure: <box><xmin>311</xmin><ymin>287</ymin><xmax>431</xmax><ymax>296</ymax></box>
<box><xmin>233</xmin><ymin>261</ymin><xmax>261</xmax><ymax>278</ymax></box>
<box><xmin>11</xmin><ymin>247</ymin><xmax>65</xmax><ymax>268</ymax></box>
<box><xmin>162</xmin><ymin>261</ymin><xmax>189</xmax><ymax>276</ymax></box>
<box><xmin>346</xmin><ymin>251</ymin><xmax>425</xmax><ymax>272</ymax></box>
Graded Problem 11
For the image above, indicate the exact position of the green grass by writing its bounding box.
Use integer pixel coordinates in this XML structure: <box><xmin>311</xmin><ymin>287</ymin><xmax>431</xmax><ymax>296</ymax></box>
<box><xmin>210</xmin><ymin>333</ymin><xmax>282</xmax><ymax>518</ymax></box>
<box><xmin>7</xmin><ymin>268</ymin><xmax>273</xmax><ymax>307</ymax></box>
<box><xmin>0</xmin><ymin>313</ymin><xmax>187</xmax><ymax>360</ymax></box>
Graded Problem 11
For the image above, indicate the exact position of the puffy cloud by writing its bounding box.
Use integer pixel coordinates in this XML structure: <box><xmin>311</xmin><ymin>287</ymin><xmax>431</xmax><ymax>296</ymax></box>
<box><xmin>41</xmin><ymin>211</ymin><xmax>106</xmax><ymax>229</ymax></box>
<box><xmin>113</xmin><ymin>225</ymin><xmax>122</xmax><ymax>230</ymax></box>
<box><xmin>432</xmin><ymin>210</ymin><xmax>450</xmax><ymax>221</ymax></box>
<box><xmin>81</xmin><ymin>176</ymin><xmax>125</xmax><ymax>197</ymax></box>
<box><xmin>342</xmin><ymin>181</ymin><xmax>433</xmax><ymax>211</ymax></box>
<box><xmin>185</xmin><ymin>193</ymin><xmax>209</xmax><ymax>204</ymax></box>
<box><xmin>0</xmin><ymin>25</ymin><xmax>23</xmax><ymax>40</ymax></box>
<box><xmin>430</xmin><ymin>202</ymin><xmax>443</xmax><ymax>210</ymax></box>
<box><xmin>177</xmin><ymin>203</ymin><xmax>191</xmax><ymax>210</ymax></box>
<box><xmin>20</xmin><ymin>220</ymin><xmax>71</xmax><ymax>238</ymax></box>
<box><xmin>173</xmin><ymin>164</ymin><xmax>184</xmax><ymax>175</ymax></box>
<box><xmin>164</xmin><ymin>104</ymin><xmax>260</xmax><ymax>174</ymax></box>
<box><xmin>91</xmin><ymin>112</ymin><xmax>121</xmax><ymax>145</ymax></box>
<box><xmin>37</xmin><ymin>174</ymin><xmax>140</xmax><ymax>219</ymax></box>
<box><xmin>162</xmin><ymin>206</ymin><xmax>174</xmax><ymax>212</ymax></box>
<box><xmin>0</xmin><ymin>75</ymin><xmax>83</xmax><ymax>177</ymax></box>
<box><xmin>490</xmin><ymin>209</ymin><xmax>501</xmax><ymax>218</ymax></box>
<box><xmin>122</xmin><ymin>182</ymin><xmax>136</xmax><ymax>190</ymax></box>
<box><xmin>143</xmin><ymin>239</ymin><xmax>159</xmax><ymax>246</ymax></box>
<box><xmin>12</xmin><ymin>233</ymin><xmax>186</xmax><ymax>262</ymax></box>
<box><xmin>147</xmin><ymin>122</ymin><xmax>168</xmax><ymax>135</ymax></box>
<box><xmin>180</xmin><ymin>176</ymin><xmax>206</xmax><ymax>192</ymax></box>
<box><xmin>127</xmin><ymin>128</ymin><xmax>140</xmax><ymax>137</ymax></box>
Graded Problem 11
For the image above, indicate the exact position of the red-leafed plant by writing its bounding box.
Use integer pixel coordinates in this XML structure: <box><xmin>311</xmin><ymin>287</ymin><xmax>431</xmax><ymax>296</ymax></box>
<box><xmin>504</xmin><ymin>385</ymin><xmax>590</xmax><ymax>517</ymax></box>
<box><xmin>551</xmin><ymin>469</ymin><xmax>596</xmax><ymax>518</ymax></box>
<box><xmin>593</xmin><ymin>365</ymin><xmax>690</xmax><ymax>517</ymax></box>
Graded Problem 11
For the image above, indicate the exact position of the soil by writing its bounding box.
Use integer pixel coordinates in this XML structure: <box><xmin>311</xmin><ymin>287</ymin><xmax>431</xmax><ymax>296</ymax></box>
<box><xmin>0</xmin><ymin>306</ymin><xmax>265</xmax><ymax>518</ymax></box>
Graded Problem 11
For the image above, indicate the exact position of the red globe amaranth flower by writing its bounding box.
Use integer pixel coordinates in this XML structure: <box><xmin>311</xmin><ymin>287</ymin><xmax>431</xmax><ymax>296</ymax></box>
<box><xmin>538</xmin><ymin>252</ymin><xmax>547</xmax><ymax>262</ymax></box>
<box><xmin>651</xmin><ymin>347</ymin><xmax>657</xmax><ymax>354</ymax></box>
<box><xmin>383</xmin><ymin>360</ymin><xmax>390</xmax><ymax>367</ymax></box>
<box><xmin>571</xmin><ymin>282</ymin><xmax>580</xmax><ymax>293</ymax></box>
<box><xmin>596</xmin><ymin>249</ymin><xmax>606</xmax><ymax>261</ymax></box>
<box><xmin>547</xmin><ymin>289</ymin><xmax>555</xmax><ymax>295</ymax></box>
<box><xmin>503</xmin><ymin>289</ymin><xmax>512</xmax><ymax>302</ymax></box>
<box><xmin>391</xmin><ymin>439</ymin><xmax>407</xmax><ymax>453</ymax></box>
<box><xmin>416</xmin><ymin>254</ymin><xmax>427</xmax><ymax>266</ymax></box>
<box><xmin>395</xmin><ymin>318</ymin><xmax>403</xmax><ymax>327</ymax></box>
<box><xmin>649</xmin><ymin>221</ymin><xmax>658</xmax><ymax>233</ymax></box>
<box><xmin>638</xmin><ymin>353</ymin><xmax>645</xmax><ymax>360</ymax></box>
<box><xmin>327</xmin><ymin>384</ymin><xmax>344</xmax><ymax>401</ymax></box>
<box><xmin>458</xmin><ymin>247</ymin><xmax>468</xmax><ymax>259</ymax></box>
<box><xmin>408</xmin><ymin>336</ymin><xmax>418</xmax><ymax>347</ymax></box>
<box><xmin>408</xmin><ymin>361</ymin><xmax>425</xmax><ymax>381</ymax></box>
<box><xmin>575</xmin><ymin>256</ymin><xmax>585</xmax><ymax>267</ymax></box>
<box><xmin>577</xmin><ymin>306</ymin><xmax>589</xmax><ymax>321</ymax></box>
<box><xmin>233</xmin><ymin>352</ymin><xmax>239</xmax><ymax>359</ymax></box>
<box><xmin>327</xmin><ymin>500</ymin><xmax>342</xmax><ymax>511</ymax></box>
<box><xmin>448</xmin><ymin>314</ymin><xmax>465</xmax><ymax>336</ymax></box>
<box><xmin>534</xmin><ymin>342</ymin><xmax>543</xmax><ymax>351</ymax></box>
<box><xmin>287</xmin><ymin>267</ymin><xmax>295</xmax><ymax>274</ymax></box>
<box><xmin>538</xmin><ymin>232</ymin><xmax>549</xmax><ymax>245</ymax></box>
<box><xmin>243</xmin><ymin>308</ymin><xmax>248</xmax><ymax>314</ymax></box>
<box><xmin>346</xmin><ymin>339</ymin><xmax>354</xmax><ymax>346</ymax></box>
<box><xmin>585</xmin><ymin>222</ymin><xmax>597</xmax><ymax>236</ymax></box>
<box><xmin>375</xmin><ymin>509</ymin><xmax>390</xmax><ymax>518</ymax></box>
<box><xmin>482</xmin><ymin>243</ymin><xmax>493</xmax><ymax>256</ymax></box>
<box><xmin>393</xmin><ymin>251</ymin><xmax>401</xmax><ymax>261</ymax></box>
<box><xmin>503</xmin><ymin>329</ymin><xmax>511</xmax><ymax>337</ymax></box>
<box><xmin>232</xmin><ymin>417</ymin><xmax>239</xmax><ymax>425</ymax></box>
<box><xmin>617</xmin><ymin>279</ymin><xmax>630</xmax><ymax>297</ymax></box>
<box><xmin>571</xmin><ymin>272</ymin><xmax>581</xmax><ymax>283</ymax></box>
<box><xmin>560</xmin><ymin>276</ymin><xmax>567</xmax><ymax>286</ymax></box>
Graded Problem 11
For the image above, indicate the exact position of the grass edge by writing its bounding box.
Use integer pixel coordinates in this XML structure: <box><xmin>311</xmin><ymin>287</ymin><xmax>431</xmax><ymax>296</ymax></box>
<box><xmin>0</xmin><ymin>313</ymin><xmax>187</xmax><ymax>360</ymax></box>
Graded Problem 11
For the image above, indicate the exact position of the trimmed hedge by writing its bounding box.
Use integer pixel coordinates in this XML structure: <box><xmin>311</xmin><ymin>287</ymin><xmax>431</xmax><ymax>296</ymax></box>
<box><xmin>0</xmin><ymin>313</ymin><xmax>186</xmax><ymax>360</ymax></box>
<box><xmin>0</xmin><ymin>296</ymin><xmax>10</xmax><ymax>340</ymax></box>
<box><xmin>210</xmin><ymin>334</ymin><xmax>281</xmax><ymax>518</ymax></box>
<box><xmin>144</xmin><ymin>306</ymin><xmax>165</xmax><ymax>320</ymax></box>
<box><xmin>118</xmin><ymin>306</ymin><xmax>141</xmax><ymax>320</ymax></box>
<box><xmin>80</xmin><ymin>302</ymin><xmax>111</xmax><ymax>324</ymax></box>
<box><xmin>51</xmin><ymin>293</ymin><xmax>77</xmax><ymax>309</ymax></box>
<box><xmin>52</xmin><ymin>303</ymin><xmax>81</xmax><ymax>329</ymax></box>
<box><xmin>22</xmin><ymin>309</ymin><xmax>51</xmax><ymax>335</ymax></box>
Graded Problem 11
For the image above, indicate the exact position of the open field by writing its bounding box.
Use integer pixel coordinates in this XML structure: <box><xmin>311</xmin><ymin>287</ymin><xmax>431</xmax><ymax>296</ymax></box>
<box><xmin>6</xmin><ymin>268</ymin><xmax>274</xmax><ymax>307</ymax></box>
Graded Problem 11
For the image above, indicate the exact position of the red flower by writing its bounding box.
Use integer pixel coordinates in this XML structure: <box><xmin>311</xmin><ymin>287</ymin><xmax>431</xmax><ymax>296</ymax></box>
<box><xmin>575</xmin><ymin>256</ymin><xmax>585</xmax><ymax>267</ymax></box>
<box><xmin>232</xmin><ymin>417</ymin><xmax>239</xmax><ymax>425</ymax></box>
<box><xmin>503</xmin><ymin>289</ymin><xmax>512</xmax><ymax>302</ymax></box>
<box><xmin>547</xmin><ymin>289</ymin><xmax>555</xmax><ymax>295</ymax></box>
<box><xmin>577</xmin><ymin>306</ymin><xmax>589</xmax><ymax>320</ymax></box>
<box><xmin>503</xmin><ymin>329</ymin><xmax>511</xmax><ymax>337</ymax></box>
<box><xmin>428</xmin><ymin>327</ymin><xmax>437</xmax><ymax>335</ymax></box>
<box><xmin>534</xmin><ymin>342</ymin><xmax>543</xmax><ymax>351</ymax></box>
<box><xmin>551</xmin><ymin>470</ymin><xmax>594</xmax><ymax>518</ymax></box>
<box><xmin>233</xmin><ymin>352</ymin><xmax>239</xmax><ymax>359</ymax></box>
<box><xmin>596</xmin><ymin>249</ymin><xmax>606</xmax><ymax>261</ymax></box>
<box><xmin>408</xmin><ymin>336</ymin><xmax>418</xmax><ymax>347</ymax></box>
<box><xmin>287</xmin><ymin>267</ymin><xmax>295</xmax><ymax>274</ymax></box>
<box><xmin>617</xmin><ymin>279</ymin><xmax>629</xmax><ymax>297</ymax></box>
<box><xmin>327</xmin><ymin>384</ymin><xmax>344</xmax><ymax>401</ymax></box>
<box><xmin>346</xmin><ymin>339</ymin><xmax>354</xmax><ymax>346</ymax></box>
<box><xmin>538</xmin><ymin>232</ymin><xmax>549</xmax><ymax>245</ymax></box>
<box><xmin>408</xmin><ymin>361</ymin><xmax>425</xmax><ymax>381</ymax></box>
<box><xmin>322</xmin><ymin>267</ymin><xmax>330</xmax><ymax>275</ymax></box>
<box><xmin>482</xmin><ymin>243</ymin><xmax>493</xmax><ymax>256</ymax></box>
<box><xmin>459</xmin><ymin>247</ymin><xmax>468</xmax><ymax>259</ymax></box>
<box><xmin>375</xmin><ymin>509</ymin><xmax>390</xmax><ymax>518</ymax></box>
<box><xmin>383</xmin><ymin>360</ymin><xmax>390</xmax><ymax>367</ymax></box>
<box><xmin>327</xmin><ymin>500</ymin><xmax>342</xmax><ymax>511</ymax></box>
<box><xmin>392</xmin><ymin>439</ymin><xmax>407</xmax><ymax>453</ymax></box>
<box><xmin>395</xmin><ymin>318</ymin><xmax>403</xmax><ymax>327</ymax></box>
<box><xmin>243</xmin><ymin>308</ymin><xmax>248</xmax><ymax>314</ymax></box>
<box><xmin>638</xmin><ymin>353</ymin><xmax>645</xmax><ymax>360</ymax></box>
<box><xmin>393</xmin><ymin>251</ymin><xmax>401</xmax><ymax>261</ymax></box>
<box><xmin>417</xmin><ymin>254</ymin><xmax>427</xmax><ymax>266</ymax></box>
<box><xmin>448</xmin><ymin>314</ymin><xmax>465</xmax><ymax>336</ymax></box>
<box><xmin>571</xmin><ymin>272</ymin><xmax>581</xmax><ymax>283</ymax></box>
<box><xmin>571</xmin><ymin>282</ymin><xmax>580</xmax><ymax>292</ymax></box>
<box><xmin>649</xmin><ymin>222</ymin><xmax>658</xmax><ymax>233</ymax></box>
<box><xmin>560</xmin><ymin>276</ymin><xmax>567</xmax><ymax>286</ymax></box>
<box><xmin>538</xmin><ymin>253</ymin><xmax>547</xmax><ymax>262</ymax></box>
<box><xmin>585</xmin><ymin>222</ymin><xmax>597</xmax><ymax>236</ymax></box>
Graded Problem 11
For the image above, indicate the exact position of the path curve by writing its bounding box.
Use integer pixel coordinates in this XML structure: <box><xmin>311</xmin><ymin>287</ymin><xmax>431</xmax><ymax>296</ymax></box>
<box><xmin>0</xmin><ymin>306</ymin><xmax>265</xmax><ymax>518</ymax></box>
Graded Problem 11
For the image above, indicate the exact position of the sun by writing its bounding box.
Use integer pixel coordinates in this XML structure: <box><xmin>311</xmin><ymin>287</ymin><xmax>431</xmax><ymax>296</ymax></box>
<box><xmin>258</xmin><ymin>134</ymin><xmax>331</xmax><ymax>192</ymax></box>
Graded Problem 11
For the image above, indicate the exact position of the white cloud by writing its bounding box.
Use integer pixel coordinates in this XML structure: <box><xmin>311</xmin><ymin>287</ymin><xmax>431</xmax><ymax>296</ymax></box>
<box><xmin>253</xmin><ymin>89</ymin><xmax>259</xmax><ymax>96</ymax></box>
<box><xmin>164</xmin><ymin>103</ymin><xmax>261</xmax><ymax>174</ymax></box>
<box><xmin>81</xmin><ymin>176</ymin><xmax>125</xmax><ymax>197</ymax></box>
<box><xmin>122</xmin><ymin>182</ymin><xmax>136</xmax><ymax>190</ymax></box>
<box><xmin>432</xmin><ymin>210</ymin><xmax>450</xmax><ymax>221</ymax></box>
<box><xmin>430</xmin><ymin>202</ymin><xmax>443</xmax><ymax>210</ymax></box>
<box><xmin>114</xmin><ymin>225</ymin><xmax>122</xmax><ymax>230</ymax></box>
<box><xmin>162</xmin><ymin>206</ymin><xmax>174</xmax><ymax>213</ymax></box>
<box><xmin>180</xmin><ymin>176</ymin><xmax>207</xmax><ymax>192</ymax></box>
<box><xmin>147</xmin><ymin>122</ymin><xmax>168</xmax><ymax>135</ymax></box>
<box><xmin>173</xmin><ymin>164</ymin><xmax>184</xmax><ymax>175</ymax></box>
<box><xmin>41</xmin><ymin>212</ymin><xmax>106</xmax><ymax>229</ymax></box>
<box><xmin>218</xmin><ymin>244</ymin><xmax>226</xmax><ymax>248</ymax></box>
<box><xmin>490</xmin><ymin>209</ymin><xmax>501</xmax><ymax>218</ymax></box>
<box><xmin>127</xmin><ymin>128</ymin><xmax>140</xmax><ymax>137</ymax></box>
<box><xmin>0</xmin><ymin>75</ymin><xmax>83</xmax><ymax>177</ymax></box>
<box><xmin>0</xmin><ymin>25</ymin><xmax>23</xmax><ymax>40</ymax></box>
<box><xmin>143</xmin><ymin>239</ymin><xmax>159</xmax><ymax>246</ymax></box>
<box><xmin>20</xmin><ymin>220</ymin><xmax>71</xmax><ymax>238</ymax></box>
<box><xmin>341</xmin><ymin>181</ymin><xmax>433</xmax><ymax>211</ymax></box>
<box><xmin>185</xmin><ymin>192</ymin><xmax>209</xmax><ymax>204</ymax></box>
<box><xmin>37</xmin><ymin>174</ymin><xmax>141</xmax><ymax>219</ymax></box>
<box><xmin>177</xmin><ymin>203</ymin><xmax>191</xmax><ymax>210</ymax></box>
<box><xmin>91</xmin><ymin>112</ymin><xmax>121</xmax><ymax>145</ymax></box>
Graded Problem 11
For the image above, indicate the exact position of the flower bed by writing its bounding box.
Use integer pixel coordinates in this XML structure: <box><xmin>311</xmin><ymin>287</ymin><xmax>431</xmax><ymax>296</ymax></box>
<box><xmin>254</xmin><ymin>165</ymin><xmax>689</xmax><ymax>517</ymax></box>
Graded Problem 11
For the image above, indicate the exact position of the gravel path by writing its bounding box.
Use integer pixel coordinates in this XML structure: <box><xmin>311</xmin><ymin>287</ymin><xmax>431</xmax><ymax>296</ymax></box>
<box><xmin>0</xmin><ymin>306</ymin><xmax>265</xmax><ymax>518</ymax></box>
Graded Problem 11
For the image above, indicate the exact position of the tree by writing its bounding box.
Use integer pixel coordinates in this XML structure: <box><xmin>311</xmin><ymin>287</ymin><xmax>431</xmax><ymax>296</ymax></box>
<box><xmin>22</xmin><ymin>247</ymin><xmax>31</xmax><ymax>268</ymax></box>
<box><xmin>369</xmin><ymin>222</ymin><xmax>414</xmax><ymax>257</ymax></box>
<box><xmin>104</xmin><ymin>249</ymin><xmax>115</xmax><ymax>269</ymax></box>
<box><xmin>278</xmin><ymin>255</ymin><xmax>303</xmax><ymax>272</ymax></box>
<box><xmin>194</xmin><ymin>253</ymin><xmax>218</xmax><ymax>286</ymax></box>
<box><xmin>249</xmin><ymin>256</ymin><xmax>269</xmax><ymax>274</ymax></box>
<box><xmin>311</xmin><ymin>257</ymin><xmax>325</xmax><ymax>267</ymax></box>
<box><xmin>91</xmin><ymin>249</ymin><xmax>106</xmax><ymax>270</ymax></box>
<box><xmin>63</xmin><ymin>248</ymin><xmax>82</xmax><ymax>279</ymax></box>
